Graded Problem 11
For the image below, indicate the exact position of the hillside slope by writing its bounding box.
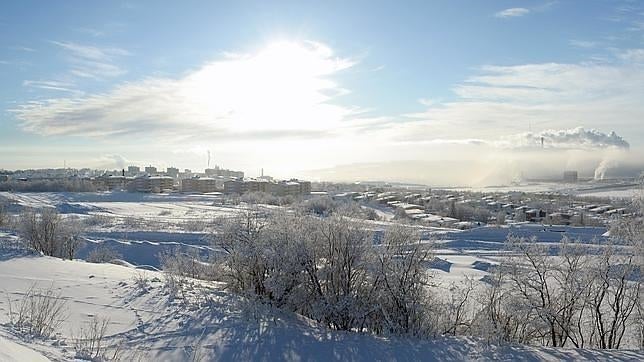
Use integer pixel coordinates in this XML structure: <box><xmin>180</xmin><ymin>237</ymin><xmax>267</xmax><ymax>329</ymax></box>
<box><xmin>0</xmin><ymin>255</ymin><xmax>642</xmax><ymax>361</ymax></box>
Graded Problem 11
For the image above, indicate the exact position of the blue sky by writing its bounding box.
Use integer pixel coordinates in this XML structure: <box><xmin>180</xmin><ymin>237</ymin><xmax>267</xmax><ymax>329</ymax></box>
<box><xmin>2</xmin><ymin>1</ymin><xmax>644</xmax><ymax>183</ymax></box>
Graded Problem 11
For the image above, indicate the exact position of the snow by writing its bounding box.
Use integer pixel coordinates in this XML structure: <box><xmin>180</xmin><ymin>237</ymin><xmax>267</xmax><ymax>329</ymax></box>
<box><xmin>0</xmin><ymin>257</ymin><xmax>642</xmax><ymax>361</ymax></box>
<box><xmin>0</xmin><ymin>335</ymin><xmax>50</xmax><ymax>362</ymax></box>
<box><xmin>442</xmin><ymin>180</ymin><xmax>643</xmax><ymax>199</ymax></box>
<box><xmin>1</xmin><ymin>191</ymin><xmax>643</xmax><ymax>360</ymax></box>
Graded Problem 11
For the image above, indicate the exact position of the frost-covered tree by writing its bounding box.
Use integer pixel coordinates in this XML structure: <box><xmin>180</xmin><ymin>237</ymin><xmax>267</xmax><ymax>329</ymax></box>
<box><xmin>373</xmin><ymin>225</ymin><xmax>432</xmax><ymax>336</ymax></box>
<box><xmin>19</xmin><ymin>208</ymin><xmax>85</xmax><ymax>259</ymax></box>
<box><xmin>500</xmin><ymin>236</ymin><xmax>591</xmax><ymax>347</ymax></box>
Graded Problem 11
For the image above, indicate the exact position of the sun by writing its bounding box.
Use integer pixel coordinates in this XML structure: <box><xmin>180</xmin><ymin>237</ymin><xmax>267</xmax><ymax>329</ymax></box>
<box><xmin>181</xmin><ymin>40</ymin><xmax>353</xmax><ymax>133</ymax></box>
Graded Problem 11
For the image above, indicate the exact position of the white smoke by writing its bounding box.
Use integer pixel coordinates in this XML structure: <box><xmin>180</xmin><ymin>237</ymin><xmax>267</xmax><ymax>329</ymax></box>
<box><xmin>498</xmin><ymin>127</ymin><xmax>630</xmax><ymax>150</ymax></box>
<box><xmin>96</xmin><ymin>154</ymin><xmax>128</xmax><ymax>170</ymax></box>
<box><xmin>594</xmin><ymin>158</ymin><xmax>619</xmax><ymax>180</ymax></box>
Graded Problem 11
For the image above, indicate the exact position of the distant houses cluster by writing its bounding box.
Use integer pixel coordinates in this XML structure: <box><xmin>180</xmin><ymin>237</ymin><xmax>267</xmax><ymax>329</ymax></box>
<box><xmin>91</xmin><ymin>165</ymin><xmax>311</xmax><ymax>196</ymax></box>
<box><xmin>324</xmin><ymin>187</ymin><xmax>633</xmax><ymax>228</ymax></box>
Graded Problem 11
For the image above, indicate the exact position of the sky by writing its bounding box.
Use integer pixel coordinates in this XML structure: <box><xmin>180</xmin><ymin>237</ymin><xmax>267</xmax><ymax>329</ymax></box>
<box><xmin>2</xmin><ymin>0</ymin><xmax>644</xmax><ymax>185</ymax></box>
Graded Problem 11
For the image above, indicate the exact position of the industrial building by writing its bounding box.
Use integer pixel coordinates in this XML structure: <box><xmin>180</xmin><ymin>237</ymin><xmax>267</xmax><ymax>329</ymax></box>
<box><xmin>563</xmin><ymin>170</ymin><xmax>578</xmax><ymax>183</ymax></box>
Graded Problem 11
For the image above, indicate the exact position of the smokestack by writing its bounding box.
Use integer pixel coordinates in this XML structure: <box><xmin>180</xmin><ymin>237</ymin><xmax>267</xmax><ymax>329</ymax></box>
<box><xmin>261</xmin><ymin>168</ymin><xmax>264</xmax><ymax>177</ymax></box>
<box><xmin>541</xmin><ymin>137</ymin><xmax>544</xmax><ymax>149</ymax></box>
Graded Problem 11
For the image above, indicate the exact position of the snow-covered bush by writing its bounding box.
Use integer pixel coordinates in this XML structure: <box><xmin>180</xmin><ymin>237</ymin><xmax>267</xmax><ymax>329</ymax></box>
<box><xmin>299</xmin><ymin>196</ymin><xmax>339</xmax><ymax>216</ymax></box>
<box><xmin>18</xmin><ymin>208</ymin><xmax>85</xmax><ymax>259</ymax></box>
<box><xmin>6</xmin><ymin>284</ymin><xmax>68</xmax><ymax>338</ymax></box>
<box><xmin>212</xmin><ymin>210</ymin><xmax>436</xmax><ymax>335</ymax></box>
<box><xmin>73</xmin><ymin>316</ymin><xmax>121</xmax><ymax>361</ymax></box>
<box><xmin>472</xmin><ymin>230</ymin><xmax>642</xmax><ymax>349</ymax></box>
<box><xmin>132</xmin><ymin>271</ymin><xmax>151</xmax><ymax>294</ymax></box>
<box><xmin>159</xmin><ymin>248</ymin><xmax>213</xmax><ymax>280</ymax></box>
<box><xmin>371</xmin><ymin>225</ymin><xmax>433</xmax><ymax>336</ymax></box>
<box><xmin>0</xmin><ymin>179</ymin><xmax>96</xmax><ymax>192</ymax></box>
<box><xmin>0</xmin><ymin>201</ymin><xmax>7</xmax><ymax>227</ymax></box>
<box><xmin>87</xmin><ymin>245</ymin><xmax>122</xmax><ymax>264</ymax></box>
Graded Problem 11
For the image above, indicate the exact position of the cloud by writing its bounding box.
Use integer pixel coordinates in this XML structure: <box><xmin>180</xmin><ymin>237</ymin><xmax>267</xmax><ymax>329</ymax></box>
<box><xmin>497</xmin><ymin>128</ymin><xmax>630</xmax><ymax>150</ymax></box>
<box><xmin>395</xmin><ymin>60</ymin><xmax>644</xmax><ymax>144</ymax></box>
<box><xmin>51</xmin><ymin>41</ymin><xmax>129</xmax><ymax>60</ymax></box>
<box><xmin>51</xmin><ymin>41</ymin><xmax>129</xmax><ymax>79</ymax></box>
<box><xmin>22</xmin><ymin>80</ymin><xmax>80</xmax><ymax>93</ymax></box>
<box><xmin>96</xmin><ymin>154</ymin><xmax>129</xmax><ymax>169</ymax></box>
<box><xmin>392</xmin><ymin>128</ymin><xmax>630</xmax><ymax>151</ymax></box>
<box><xmin>619</xmin><ymin>48</ymin><xmax>644</xmax><ymax>63</ymax></box>
<box><xmin>13</xmin><ymin>41</ymin><xmax>356</xmax><ymax>141</ymax></box>
<box><xmin>11</xmin><ymin>46</ymin><xmax>36</xmax><ymax>52</ymax></box>
<box><xmin>495</xmin><ymin>8</ymin><xmax>530</xmax><ymax>18</ymax></box>
<box><xmin>569</xmin><ymin>39</ymin><xmax>597</xmax><ymax>48</ymax></box>
<box><xmin>75</xmin><ymin>27</ymin><xmax>105</xmax><ymax>37</ymax></box>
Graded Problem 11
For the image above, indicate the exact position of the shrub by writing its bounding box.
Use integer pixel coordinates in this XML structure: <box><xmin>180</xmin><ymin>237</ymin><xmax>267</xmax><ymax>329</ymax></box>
<box><xmin>6</xmin><ymin>284</ymin><xmax>68</xmax><ymax>338</ymax></box>
<box><xmin>73</xmin><ymin>316</ymin><xmax>121</xmax><ymax>361</ymax></box>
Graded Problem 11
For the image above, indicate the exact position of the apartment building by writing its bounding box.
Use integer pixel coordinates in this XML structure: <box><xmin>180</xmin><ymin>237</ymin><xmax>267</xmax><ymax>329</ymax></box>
<box><xmin>144</xmin><ymin>166</ymin><xmax>158</xmax><ymax>175</ymax></box>
<box><xmin>181</xmin><ymin>177</ymin><xmax>219</xmax><ymax>193</ymax></box>
<box><xmin>133</xmin><ymin>175</ymin><xmax>173</xmax><ymax>193</ymax></box>
<box><xmin>223</xmin><ymin>178</ymin><xmax>311</xmax><ymax>196</ymax></box>
<box><xmin>127</xmin><ymin>166</ymin><xmax>140</xmax><ymax>176</ymax></box>
<box><xmin>166</xmin><ymin>167</ymin><xmax>179</xmax><ymax>178</ymax></box>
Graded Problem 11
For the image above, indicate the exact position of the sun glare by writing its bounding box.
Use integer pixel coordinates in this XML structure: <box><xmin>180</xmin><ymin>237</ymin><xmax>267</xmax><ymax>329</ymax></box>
<box><xmin>180</xmin><ymin>41</ymin><xmax>352</xmax><ymax>134</ymax></box>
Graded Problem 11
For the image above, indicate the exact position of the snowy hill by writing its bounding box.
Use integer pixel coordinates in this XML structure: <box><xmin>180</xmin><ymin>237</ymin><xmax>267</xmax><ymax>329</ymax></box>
<box><xmin>0</xmin><ymin>255</ymin><xmax>642</xmax><ymax>361</ymax></box>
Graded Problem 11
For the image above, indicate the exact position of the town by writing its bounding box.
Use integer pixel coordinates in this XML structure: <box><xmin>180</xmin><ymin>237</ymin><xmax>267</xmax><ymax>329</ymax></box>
<box><xmin>1</xmin><ymin>166</ymin><xmax>637</xmax><ymax>229</ymax></box>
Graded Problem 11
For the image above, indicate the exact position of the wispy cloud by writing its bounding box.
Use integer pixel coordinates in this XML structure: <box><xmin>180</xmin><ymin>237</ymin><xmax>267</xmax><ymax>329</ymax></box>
<box><xmin>13</xmin><ymin>41</ymin><xmax>357</xmax><ymax>141</ymax></box>
<box><xmin>75</xmin><ymin>27</ymin><xmax>105</xmax><ymax>37</ymax></box>
<box><xmin>22</xmin><ymin>80</ymin><xmax>80</xmax><ymax>94</ymax></box>
<box><xmin>569</xmin><ymin>39</ymin><xmax>597</xmax><ymax>48</ymax></box>
<box><xmin>51</xmin><ymin>41</ymin><xmax>130</xmax><ymax>79</ymax></box>
<box><xmin>11</xmin><ymin>46</ymin><xmax>36</xmax><ymax>52</ymax></box>
<box><xmin>495</xmin><ymin>7</ymin><xmax>530</xmax><ymax>18</ymax></box>
<box><xmin>385</xmin><ymin>54</ymin><xmax>644</xmax><ymax>147</ymax></box>
<box><xmin>618</xmin><ymin>48</ymin><xmax>644</xmax><ymax>63</ymax></box>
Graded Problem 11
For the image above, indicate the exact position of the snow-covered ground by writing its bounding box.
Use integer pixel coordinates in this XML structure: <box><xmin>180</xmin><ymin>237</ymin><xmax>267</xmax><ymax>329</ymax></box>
<box><xmin>1</xmin><ymin>255</ymin><xmax>642</xmax><ymax>361</ymax></box>
<box><xmin>1</xmin><ymin>191</ymin><xmax>643</xmax><ymax>359</ymax></box>
<box><xmin>442</xmin><ymin>180</ymin><xmax>643</xmax><ymax>199</ymax></box>
<box><xmin>0</xmin><ymin>192</ymin><xmax>278</xmax><ymax>267</ymax></box>
<box><xmin>0</xmin><ymin>191</ymin><xmax>612</xmax><ymax>271</ymax></box>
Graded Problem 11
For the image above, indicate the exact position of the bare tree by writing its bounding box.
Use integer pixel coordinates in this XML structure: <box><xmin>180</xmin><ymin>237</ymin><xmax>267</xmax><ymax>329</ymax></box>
<box><xmin>0</xmin><ymin>201</ymin><xmax>6</xmax><ymax>227</ymax></box>
<box><xmin>19</xmin><ymin>208</ymin><xmax>85</xmax><ymax>259</ymax></box>
<box><xmin>503</xmin><ymin>236</ymin><xmax>590</xmax><ymax>347</ymax></box>
<box><xmin>373</xmin><ymin>225</ymin><xmax>432</xmax><ymax>336</ymax></box>
<box><xmin>585</xmin><ymin>206</ymin><xmax>644</xmax><ymax>349</ymax></box>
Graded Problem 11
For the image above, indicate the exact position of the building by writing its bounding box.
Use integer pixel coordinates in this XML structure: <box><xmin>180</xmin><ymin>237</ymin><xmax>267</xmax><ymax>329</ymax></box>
<box><xmin>205</xmin><ymin>166</ymin><xmax>244</xmax><ymax>179</ymax></box>
<box><xmin>223</xmin><ymin>178</ymin><xmax>311</xmax><ymax>196</ymax></box>
<box><xmin>166</xmin><ymin>167</ymin><xmax>179</xmax><ymax>178</ymax></box>
<box><xmin>181</xmin><ymin>177</ymin><xmax>219</xmax><ymax>193</ymax></box>
<box><xmin>144</xmin><ymin>166</ymin><xmax>158</xmax><ymax>175</ymax></box>
<box><xmin>127</xmin><ymin>166</ymin><xmax>140</xmax><ymax>176</ymax></box>
<box><xmin>224</xmin><ymin>179</ymin><xmax>247</xmax><ymax>194</ymax></box>
<box><xmin>93</xmin><ymin>174</ymin><xmax>131</xmax><ymax>191</ymax></box>
<box><xmin>245</xmin><ymin>179</ymin><xmax>273</xmax><ymax>193</ymax></box>
<box><xmin>563</xmin><ymin>170</ymin><xmax>578</xmax><ymax>183</ymax></box>
<box><xmin>132</xmin><ymin>175</ymin><xmax>173</xmax><ymax>193</ymax></box>
<box><xmin>297</xmin><ymin>180</ymin><xmax>311</xmax><ymax>195</ymax></box>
